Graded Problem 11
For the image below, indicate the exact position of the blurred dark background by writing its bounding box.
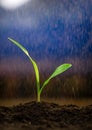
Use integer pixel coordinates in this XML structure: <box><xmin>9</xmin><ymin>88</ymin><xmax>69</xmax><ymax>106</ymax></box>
<box><xmin>0</xmin><ymin>0</ymin><xmax>92</xmax><ymax>100</ymax></box>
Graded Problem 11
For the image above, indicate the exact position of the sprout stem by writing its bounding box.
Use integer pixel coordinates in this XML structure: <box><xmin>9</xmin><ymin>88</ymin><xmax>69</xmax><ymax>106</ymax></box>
<box><xmin>37</xmin><ymin>92</ymin><xmax>41</xmax><ymax>102</ymax></box>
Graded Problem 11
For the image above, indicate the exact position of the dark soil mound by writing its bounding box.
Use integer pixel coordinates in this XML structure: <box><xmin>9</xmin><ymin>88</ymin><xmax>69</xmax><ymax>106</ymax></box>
<box><xmin>0</xmin><ymin>101</ymin><xmax>92</xmax><ymax>130</ymax></box>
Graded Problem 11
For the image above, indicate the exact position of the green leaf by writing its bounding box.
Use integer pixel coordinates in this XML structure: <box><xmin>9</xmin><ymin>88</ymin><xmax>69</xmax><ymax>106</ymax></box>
<box><xmin>40</xmin><ymin>64</ymin><xmax>72</xmax><ymax>93</ymax></box>
<box><xmin>8</xmin><ymin>37</ymin><xmax>40</xmax><ymax>89</ymax></box>
<box><xmin>50</xmin><ymin>64</ymin><xmax>72</xmax><ymax>79</ymax></box>
<box><xmin>8</xmin><ymin>37</ymin><xmax>29</xmax><ymax>56</ymax></box>
<box><xmin>28</xmin><ymin>56</ymin><xmax>40</xmax><ymax>89</ymax></box>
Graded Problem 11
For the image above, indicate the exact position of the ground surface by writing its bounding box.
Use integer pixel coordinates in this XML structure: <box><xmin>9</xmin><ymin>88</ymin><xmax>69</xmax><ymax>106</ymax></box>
<box><xmin>0</xmin><ymin>101</ymin><xmax>92</xmax><ymax>130</ymax></box>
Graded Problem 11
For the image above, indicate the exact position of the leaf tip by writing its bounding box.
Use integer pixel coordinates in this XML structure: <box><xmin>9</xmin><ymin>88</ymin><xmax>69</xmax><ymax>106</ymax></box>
<box><xmin>69</xmin><ymin>64</ymin><xmax>72</xmax><ymax>67</ymax></box>
<box><xmin>8</xmin><ymin>37</ymin><xmax>10</xmax><ymax>40</ymax></box>
<box><xmin>8</xmin><ymin>37</ymin><xmax>12</xmax><ymax>41</ymax></box>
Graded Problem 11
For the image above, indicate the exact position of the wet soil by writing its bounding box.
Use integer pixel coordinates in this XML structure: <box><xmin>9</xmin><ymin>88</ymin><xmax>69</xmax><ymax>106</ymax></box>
<box><xmin>0</xmin><ymin>101</ymin><xmax>92</xmax><ymax>130</ymax></box>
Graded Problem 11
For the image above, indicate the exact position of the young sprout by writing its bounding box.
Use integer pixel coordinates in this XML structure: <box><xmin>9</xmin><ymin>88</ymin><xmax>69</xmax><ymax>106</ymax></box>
<box><xmin>8</xmin><ymin>37</ymin><xmax>72</xmax><ymax>102</ymax></box>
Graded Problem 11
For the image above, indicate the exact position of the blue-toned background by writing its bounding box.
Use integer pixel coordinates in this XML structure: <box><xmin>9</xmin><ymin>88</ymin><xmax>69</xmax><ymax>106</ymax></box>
<box><xmin>0</xmin><ymin>0</ymin><xmax>92</xmax><ymax>98</ymax></box>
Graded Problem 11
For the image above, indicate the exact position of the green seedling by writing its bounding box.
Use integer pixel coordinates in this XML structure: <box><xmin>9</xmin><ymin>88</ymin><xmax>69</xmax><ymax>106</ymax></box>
<box><xmin>8</xmin><ymin>37</ymin><xmax>72</xmax><ymax>102</ymax></box>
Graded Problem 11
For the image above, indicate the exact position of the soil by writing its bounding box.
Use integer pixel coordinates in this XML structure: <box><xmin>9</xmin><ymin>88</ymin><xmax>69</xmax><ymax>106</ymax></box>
<box><xmin>0</xmin><ymin>101</ymin><xmax>92</xmax><ymax>130</ymax></box>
